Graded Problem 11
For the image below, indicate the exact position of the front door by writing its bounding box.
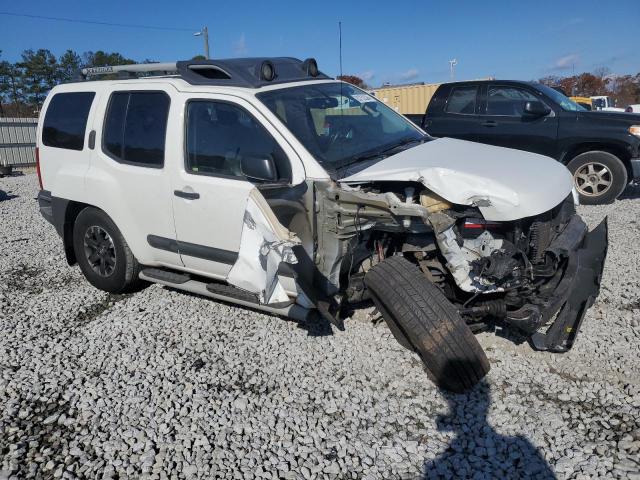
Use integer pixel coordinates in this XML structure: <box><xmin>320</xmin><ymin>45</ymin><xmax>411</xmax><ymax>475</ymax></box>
<box><xmin>476</xmin><ymin>84</ymin><xmax>559</xmax><ymax>157</ymax></box>
<box><xmin>170</xmin><ymin>95</ymin><xmax>294</xmax><ymax>279</ymax></box>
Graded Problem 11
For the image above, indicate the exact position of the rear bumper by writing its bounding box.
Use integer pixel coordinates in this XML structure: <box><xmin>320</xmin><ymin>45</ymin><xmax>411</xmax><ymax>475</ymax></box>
<box><xmin>504</xmin><ymin>215</ymin><xmax>608</xmax><ymax>352</ymax></box>
<box><xmin>630</xmin><ymin>157</ymin><xmax>640</xmax><ymax>180</ymax></box>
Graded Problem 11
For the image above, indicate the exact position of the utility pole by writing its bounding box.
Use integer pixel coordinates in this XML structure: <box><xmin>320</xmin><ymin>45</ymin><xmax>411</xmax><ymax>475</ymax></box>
<box><xmin>194</xmin><ymin>26</ymin><xmax>210</xmax><ymax>59</ymax></box>
<box><xmin>449</xmin><ymin>59</ymin><xmax>457</xmax><ymax>81</ymax></box>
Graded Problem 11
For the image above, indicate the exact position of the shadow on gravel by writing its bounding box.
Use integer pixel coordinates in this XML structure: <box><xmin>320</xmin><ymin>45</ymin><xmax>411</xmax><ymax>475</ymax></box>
<box><xmin>0</xmin><ymin>189</ymin><xmax>19</xmax><ymax>202</ymax></box>
<box><xmin>422</xmin><ymin>379</ymin><xmax>556</xmax><ymax>479</ymax></box>
<box><xmin>296</xmin><ymin>310</ymin><xmax>334</xmax><ymax>337</ymax></box>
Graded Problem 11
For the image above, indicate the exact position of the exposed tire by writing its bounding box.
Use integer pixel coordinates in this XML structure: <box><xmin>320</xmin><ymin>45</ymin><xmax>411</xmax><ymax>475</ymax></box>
<box><xmin>73</xmin><ymin>207</ymin><xmax>145</xmax><ymax>293</ymax></box>
<box><xmin>567</xmin><ymin>151</ymin><xmax>628</xmax><ymax>205</ymax></box>
<box><xmin>365</xmin><ymin>255</ymin><xmax>490</xmax><ymax>393</ymax></box>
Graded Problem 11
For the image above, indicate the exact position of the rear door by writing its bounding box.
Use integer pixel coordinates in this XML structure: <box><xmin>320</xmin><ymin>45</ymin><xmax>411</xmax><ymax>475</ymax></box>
<box><xmin>423</xmin><ymin>84</ymin><xmax>482</xmax><ymax>142</ymax></box>
<box><xmin>476</xmin><ymin>83</ymin><xmax>559</xmax><ymax>157</ymax></box>
<box><xmin>86</xmin><ymin>85</ymin><xmax>181</xmax><ymax>267</ymax></box>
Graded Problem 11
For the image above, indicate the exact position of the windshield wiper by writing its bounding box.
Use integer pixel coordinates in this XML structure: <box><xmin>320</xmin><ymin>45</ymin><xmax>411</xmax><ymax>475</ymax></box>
<box><xmin>381</xmin><ymin>136</ymin><xmax>426</xmax><ymax>154</ymax></box>
<box><xmin>335</xmin><ymin>135</ymin><xmax>427</xmax><ymax>172</ymax></box>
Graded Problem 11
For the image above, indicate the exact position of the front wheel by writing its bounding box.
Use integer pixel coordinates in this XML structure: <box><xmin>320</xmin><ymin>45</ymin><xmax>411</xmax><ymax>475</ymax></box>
<box><xmin>73</xmin><ymin>207</ymin><xmax>145</xmax><ymax>293</ymax></box>
<box><xmin>365</xmin><ymin>255</ymin><xmax>490</xmax><ymax>393</ymax></box>
<box><xmin>567</xmin><ymin>151</ymin><xmax>628</xmax><ymax>205</ymax></box>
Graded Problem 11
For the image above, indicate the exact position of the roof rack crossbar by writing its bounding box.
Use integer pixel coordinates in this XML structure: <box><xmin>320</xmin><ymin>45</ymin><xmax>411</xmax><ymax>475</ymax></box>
<box><xmin>80</xmin><ymin>62</ymin><xmax>178</xmax><ymax>79</ymax></box>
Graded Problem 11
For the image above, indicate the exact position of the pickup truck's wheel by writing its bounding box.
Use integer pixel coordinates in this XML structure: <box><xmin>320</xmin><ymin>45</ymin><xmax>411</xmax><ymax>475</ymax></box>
<box><xmin>567</xmin><ymin>151</ymin><xmax>628</xmax><ymax>205</ymax></box>
<box><xmin>73</xmin><ymin>207</ymin><xmax>144</xmax><ymax>293</ymax></box>
<box><xmin>365</xmin><ymin>255</ymin><xmax>490</xmax><ymax>393</ymax></box>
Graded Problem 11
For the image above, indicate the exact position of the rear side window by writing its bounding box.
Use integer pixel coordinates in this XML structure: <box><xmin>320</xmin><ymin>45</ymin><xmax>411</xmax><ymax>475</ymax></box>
<box><xmin>103</xmin><ymin>91</ymin><xmax>170</xmax><ymax>167</ymax></box>
<box><xmin>42</xmin><ymin>92</ymin><xmax>95</xmax><ymax>150</ymax></box>
<box><xmin>445</xmin><ymin>86</ymin><xmax>478</xmax><ymax>114</ymax></box>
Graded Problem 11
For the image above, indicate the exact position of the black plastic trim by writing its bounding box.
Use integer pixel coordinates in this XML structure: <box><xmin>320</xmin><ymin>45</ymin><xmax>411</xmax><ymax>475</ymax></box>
<box><xmin>631</xmin><ymin>157</ymin><xmax>640</xmax><ymax>179</ymax></box>
<box><xmin>147</xmin><ymin>235</ymin><xmax>238</xmax><ymax>265</ymax></box>
<box><xmin>176</xmin><ymin>57</ymin><xmax>331</xmax><ymax>88</ymax></box>
<box><xmin>37</xmin><ymin>190</ymin><xmax>54</xmax><ymax>226</ymax></box>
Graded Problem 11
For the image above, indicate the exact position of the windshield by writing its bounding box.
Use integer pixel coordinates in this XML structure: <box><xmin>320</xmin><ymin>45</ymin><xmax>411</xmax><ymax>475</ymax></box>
<box><xmin>536</xmin><ymin>84</ymin><xmax>587</xmax><ymax>112</ymax></box>
<box><xmin>256</xmin><ymin>82</ymin><xmax>426</xmax><ymax>172</ymax></box>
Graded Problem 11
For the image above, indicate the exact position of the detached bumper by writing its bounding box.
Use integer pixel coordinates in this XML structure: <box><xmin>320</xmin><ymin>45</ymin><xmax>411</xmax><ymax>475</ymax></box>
<box><xmin>505</xmin><ymin>215</ymin><xmax>608</xmax><ymax>352</ymax></box>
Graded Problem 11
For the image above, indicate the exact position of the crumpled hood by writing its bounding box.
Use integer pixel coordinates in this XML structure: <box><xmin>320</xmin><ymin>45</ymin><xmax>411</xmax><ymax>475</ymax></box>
<box><xmin>341</xmin><ymin>137</ymin><xmax>573</xmax><ymax>221</ymax></box>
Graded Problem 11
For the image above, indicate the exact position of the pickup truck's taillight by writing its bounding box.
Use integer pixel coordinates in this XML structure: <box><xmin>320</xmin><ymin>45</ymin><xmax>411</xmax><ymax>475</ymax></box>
<box><xmin>35</xmin><ymin>147</ymin><xmax>43</xmax><ymax>190</ymax></box>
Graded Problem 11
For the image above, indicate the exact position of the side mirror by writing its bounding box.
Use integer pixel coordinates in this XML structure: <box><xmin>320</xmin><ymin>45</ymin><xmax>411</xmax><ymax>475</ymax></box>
<box><xmin>523</xmin><ymin>101</ymin><xmax>551</xmax><ymax>117</ymax></box>
<box><xmin>240</xmin><ymin>154</ymin><xmax>278</xmax><ymax>182</ymax></box>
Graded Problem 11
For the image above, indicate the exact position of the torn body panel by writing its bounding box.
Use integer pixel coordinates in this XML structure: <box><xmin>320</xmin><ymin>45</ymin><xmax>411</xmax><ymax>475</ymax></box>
<box><xmin>341</xmin><ymin>137</ymin><xmax>573</xmax><ymax>221</ymax></box>
<box><xmin>227</xmin><ymin>189</ymin><xmax>301</xmax><ymax>305</ymax></box>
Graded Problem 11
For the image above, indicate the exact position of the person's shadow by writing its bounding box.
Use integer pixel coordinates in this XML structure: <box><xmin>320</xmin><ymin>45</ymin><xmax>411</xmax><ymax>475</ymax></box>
<box><xmin>422</xmin><ymin>380</ymin><xmax>556</xmax><ymax>479</ymax></box>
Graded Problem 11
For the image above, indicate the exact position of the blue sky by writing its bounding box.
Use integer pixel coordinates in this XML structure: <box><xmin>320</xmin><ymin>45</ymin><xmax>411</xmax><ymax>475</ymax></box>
<box><xmin>1</xmin><ymin>0</ymin><xmax>638</xmax><ymax>86</ymax></box>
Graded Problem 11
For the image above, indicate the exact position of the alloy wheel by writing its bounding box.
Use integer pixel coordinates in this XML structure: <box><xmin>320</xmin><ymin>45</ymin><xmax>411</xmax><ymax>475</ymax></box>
<box><xmin>83</xmin><ymin>226</ymin><xmax>116</xmax><ymax>277</ymax></box>
<box><xmin>573</xmin><ymin>162</ymin><xmax>612</xmax><ymax>197</ymax></box>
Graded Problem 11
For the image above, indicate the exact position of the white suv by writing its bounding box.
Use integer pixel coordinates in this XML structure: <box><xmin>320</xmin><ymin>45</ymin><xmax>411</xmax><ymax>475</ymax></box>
<box><xmin>37</xmin><ymin>58</ymin><xmax>608</xmax><ymax>392</ymax></box>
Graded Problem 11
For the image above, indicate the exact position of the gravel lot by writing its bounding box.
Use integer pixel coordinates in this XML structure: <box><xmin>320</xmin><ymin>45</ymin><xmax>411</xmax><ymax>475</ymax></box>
<box><xmin>1</xmin><ymin>173</ymin><xmax>639</xmax><ymax>480</ymax></box>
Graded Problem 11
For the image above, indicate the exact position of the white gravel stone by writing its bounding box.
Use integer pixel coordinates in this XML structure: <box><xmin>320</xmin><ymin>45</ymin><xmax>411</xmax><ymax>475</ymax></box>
<box><xmin>1</xmin><ymin>173</ymin><xmax>640</xmax><ymax>479</ymax></box>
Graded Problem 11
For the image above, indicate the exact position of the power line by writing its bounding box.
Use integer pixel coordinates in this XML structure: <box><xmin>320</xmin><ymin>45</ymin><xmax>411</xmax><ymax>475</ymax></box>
<box><xmin>0</xmin><ymin>11</ymin><xmax>196</xmax><ymax>32</ymax></box>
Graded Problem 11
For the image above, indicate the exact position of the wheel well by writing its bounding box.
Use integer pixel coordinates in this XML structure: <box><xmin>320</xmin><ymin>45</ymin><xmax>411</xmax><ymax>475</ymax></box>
<box><xmin>61</xmin><ymin>201</ymin><xmax>91</xmax><ymax>266</ymax></box>
<box><xmin>563</xmin><ymin>143</ymin><xmax>632</xmax><ymax>178</ymax></box>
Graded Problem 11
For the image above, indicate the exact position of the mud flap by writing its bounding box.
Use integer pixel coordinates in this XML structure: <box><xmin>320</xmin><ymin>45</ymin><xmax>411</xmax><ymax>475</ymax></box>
<box><xmin>531</xmin><ymin>217</ymin><xmax>608</xmax><ymax>352</ymax></box>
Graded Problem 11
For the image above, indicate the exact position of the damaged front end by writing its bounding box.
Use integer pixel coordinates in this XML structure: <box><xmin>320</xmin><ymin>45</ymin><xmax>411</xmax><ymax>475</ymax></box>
<box><xmin>435</xmin><ymin>200</ymin><xmax>609</xmax><ymax>352</ymax></box>
<box><xmin>317</xmin><ymin>179</ymin><xmax>608</xmax><ymax>353</ymax></box>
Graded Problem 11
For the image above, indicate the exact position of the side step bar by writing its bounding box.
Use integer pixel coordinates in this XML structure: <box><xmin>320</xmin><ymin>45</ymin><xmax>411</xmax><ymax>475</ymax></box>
<box><xmin>139</xmin><ymin>268</ymin><xmax>311</xmax><ymax>322</ymax></box>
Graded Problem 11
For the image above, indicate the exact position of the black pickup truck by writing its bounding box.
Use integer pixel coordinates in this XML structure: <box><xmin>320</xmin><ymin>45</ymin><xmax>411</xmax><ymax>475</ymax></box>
<box><xmin>422</xmin><ymin>80</ymin><xmax>640</xmax><ymax>204</ymax></box>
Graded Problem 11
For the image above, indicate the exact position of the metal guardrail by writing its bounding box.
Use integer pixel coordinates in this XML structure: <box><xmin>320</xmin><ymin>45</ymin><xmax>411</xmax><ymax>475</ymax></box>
<box><xmin>0</xmin><ymin>117</ymin><xmax>38</xmax><ymax>167</ymax></box>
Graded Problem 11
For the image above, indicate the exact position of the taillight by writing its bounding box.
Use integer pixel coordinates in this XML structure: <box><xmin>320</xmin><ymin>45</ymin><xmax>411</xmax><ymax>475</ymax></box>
<box><xmin>35</xmin><ymin>147</ymin><xmax>43</xmax><ymax>190</ymax></box>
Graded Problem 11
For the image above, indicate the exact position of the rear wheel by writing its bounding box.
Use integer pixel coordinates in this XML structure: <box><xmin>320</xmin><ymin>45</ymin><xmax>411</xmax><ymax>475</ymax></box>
<box><xmin>567</xmin><ymin>151</ymin><xmax>628</xmax><ymax>205</ymax></box>
<box><xmin>365</xmin><ymin>255</ymin><xmax>490</xmax><ymax>393</ymax></box>
<box><xmin>73</xmin><ymin>207</ymin><xmax>145</xmax><ymax>293</ymax></box>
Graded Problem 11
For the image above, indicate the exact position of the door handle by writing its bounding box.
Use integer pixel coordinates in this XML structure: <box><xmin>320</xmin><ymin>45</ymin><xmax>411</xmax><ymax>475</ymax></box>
<box><xmin>174</xmin><ymin>190</ymin><xmax>200</xmax><ymax>200</ymax></box>
<box><xmin>481</xmin><ymin>120</ymin><xmax>498</xmax><ymax>127</ymax></box>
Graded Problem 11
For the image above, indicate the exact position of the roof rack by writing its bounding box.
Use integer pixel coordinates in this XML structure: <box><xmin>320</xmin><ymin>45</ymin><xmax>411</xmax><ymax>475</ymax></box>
<box><xmin>77</xmin><ymin>57</ymin><xmax>331</xmax><ymax>88</ymax></box>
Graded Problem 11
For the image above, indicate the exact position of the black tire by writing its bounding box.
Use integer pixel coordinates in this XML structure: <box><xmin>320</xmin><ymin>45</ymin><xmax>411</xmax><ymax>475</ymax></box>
<box><xmin>567</xmin><ymin>151</ymin><xmax>628</xmax><ymax>205</ymax></box>
<box><xmin>365</xmin><ymin>255</ymin><xmax>490</xmax><ymax>393</ymax></box>
<box><xmin>73</xmin><ymin>207</ymin><xmax>145</xmax><ymax>293</ymax></box>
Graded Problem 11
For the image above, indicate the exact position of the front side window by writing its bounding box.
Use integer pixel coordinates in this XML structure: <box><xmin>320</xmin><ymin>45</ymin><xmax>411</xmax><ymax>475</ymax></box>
<box><xmin>103</xmin><ymin>91</ymin><xmax>169</xmax><ymax>167</ymax></box>
<box><xmin>535</xmin><ymin>84</ymin><xmax>586</xmax><ymax>112</ymax></box>
<box><xmin>487</xmin><ymin>86</ymin><xmax>540</xmax><ymax>116</ymax></box>
<box><xmin>185</xmin><ymin>100</ymin><xmax>290</xmax><ymax>181</ymax></box>
<box><xmin>42</xmin><ymin>92</ymin><xmax>95</xmax><ymax>150</ymax></box>
<box><xmin>256</xmin><ymin>82</ymin><xmax>425</xmax><ymax>174</ymax></box>
<box><xmin>445</xmin><ymin>86</ymin><xmax>478</xmax><ymax>114</ymax></box>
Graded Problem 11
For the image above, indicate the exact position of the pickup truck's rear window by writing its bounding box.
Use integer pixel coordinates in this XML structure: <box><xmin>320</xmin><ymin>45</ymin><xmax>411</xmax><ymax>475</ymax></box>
<box><xmin>42</xmin><ymin>92</ymin><xmax>95</xmax><ymax>150</ymax></box>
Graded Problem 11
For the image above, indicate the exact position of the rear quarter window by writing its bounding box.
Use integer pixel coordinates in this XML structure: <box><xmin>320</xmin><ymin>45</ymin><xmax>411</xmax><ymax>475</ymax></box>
<box><xmin>42</xmin><ymin>92</ymin><xmax>95</xmax><ymax>150</ymax></box>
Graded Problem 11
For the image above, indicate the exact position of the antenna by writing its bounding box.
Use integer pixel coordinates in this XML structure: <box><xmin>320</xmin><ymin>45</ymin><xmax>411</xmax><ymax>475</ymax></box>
<box><xmin>449</xmin><ymin>59</ymin><xmax>458</xmax><ymax>81</ymax></box>
<box><xmin>339</xmin><ymin>21</ymin><xmax>343</xmax><ymax>78</ymax></box>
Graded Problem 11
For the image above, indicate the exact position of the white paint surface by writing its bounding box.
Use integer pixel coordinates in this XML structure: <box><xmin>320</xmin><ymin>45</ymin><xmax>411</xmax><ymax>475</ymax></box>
<box><xmin>342</xmin><ymin>137</ymin><xmax>573</xmax><ymax>221</ymax></box>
